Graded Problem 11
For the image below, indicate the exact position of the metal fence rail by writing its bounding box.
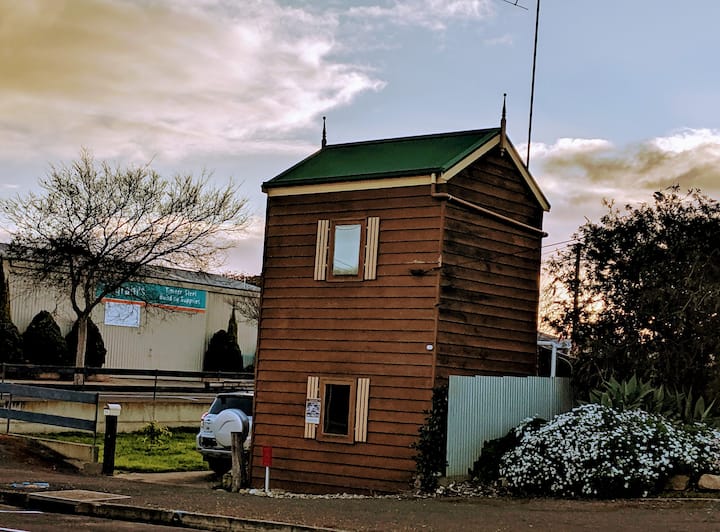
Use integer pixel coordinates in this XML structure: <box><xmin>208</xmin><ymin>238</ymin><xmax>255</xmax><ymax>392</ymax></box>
<box><xmin>446</xmin><ymin>375</ymin><xmax>573</xmax><ymax>478</ymax></box>
<box><xmin>0</xmin><ymin>363</ymin><xmax>254</xmax><ymax>394</ymax></box>
<box><xmin>0</xmin><ymin>383</ymin><xmax>100</xmax><ymax>435</ymax></box>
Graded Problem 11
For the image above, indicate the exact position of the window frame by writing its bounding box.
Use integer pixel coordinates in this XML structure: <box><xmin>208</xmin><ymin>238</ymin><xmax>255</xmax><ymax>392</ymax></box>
<box><xmin>327</xmin><ymin>219</ymin><xmax>366</xmax><ymax>281</ymax></box>
<box><xmin>317</xmin><ymin>377</ymin><xmax>357</xmax><ymax>444</ymax></box>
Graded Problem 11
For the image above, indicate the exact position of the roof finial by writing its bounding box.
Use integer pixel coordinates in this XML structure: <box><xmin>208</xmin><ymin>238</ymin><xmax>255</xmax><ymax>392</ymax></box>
<box><xmin>500</xmin><ymin>93</ymin><xmax>507</xmax><ymax>157</ymax></box>
<box><xmin>321</xmin><ymin>116</ymin><xmax>327</xmax><ymax>149</ymax></box>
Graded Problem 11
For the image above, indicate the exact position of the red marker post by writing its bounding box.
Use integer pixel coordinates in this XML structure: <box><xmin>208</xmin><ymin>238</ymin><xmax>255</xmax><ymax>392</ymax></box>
<box><xmin>262</xmin><ymin>446</ymin><xmax>272</xmax><ymax>492</ymax></box>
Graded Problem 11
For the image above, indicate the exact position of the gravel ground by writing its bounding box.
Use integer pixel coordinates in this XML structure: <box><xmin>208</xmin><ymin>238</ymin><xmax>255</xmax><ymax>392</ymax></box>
<box><xmin>2</xmin><ymin>434</ymin><xmax>720</xmax><ymax>531</ymax></box>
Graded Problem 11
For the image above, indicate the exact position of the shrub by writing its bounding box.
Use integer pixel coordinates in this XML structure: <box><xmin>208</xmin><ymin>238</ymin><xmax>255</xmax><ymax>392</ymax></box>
<box><xmin>588</xmin><ymin>375</ymin><xmax>718</xmax><ymax>426</ymax></box>
<box><xmin>499</xmin><ymin>404</ymin><xmax>720</xmax><ymax>498</ymax></box>
<box><xmin>412</xmin><ymin>385</ymin><xmax>448</xmax><ymax>492</ymax></box>
<box><xmin>0</xmin><ymin>260</ymin><xmax>23</xmax><ymax>364</ymax></box>
<box><xmin>65</xmin><ymin>318</ymin><xmax>107</xmax><ymax>367</ymax></box>
<box><xmin>0</xmin><ymin>321</ymin><xmax>24</xmax><ymax>364</ymax></box>
<box><xmin>588</xmin><ymin>374</ymin><xmax>655</xmax><ymax>411</ymax></box>
<box><xmin>469</xmin><ymin>417</ymin><xmax>545</xmax><ymax>483</ymax></box>
<box><xmin>203</xmin><ymin>329</ymin><xmax>243</xmax><ymax>372</ymax></box>
<box><xmin>22</xmin><ymin>311</ymin><xmax>70</xmax><ymax>366</ymax></box>
<box><xmin>138</xmin><ymin>421</ymin><xmax>172</xmax><ymax>447</ymax></box>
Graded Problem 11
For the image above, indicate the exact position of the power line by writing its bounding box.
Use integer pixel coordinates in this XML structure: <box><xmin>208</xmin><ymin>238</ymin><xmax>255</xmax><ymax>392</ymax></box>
<box><xmin>501</xmin><ymin>0</ymin><xmax>529</xmax><ymax>10</ymax></box>
<box><xmin>542</xmin><ymin>238</ymin><xmax>579</xmax><ymax>250</ymax></box>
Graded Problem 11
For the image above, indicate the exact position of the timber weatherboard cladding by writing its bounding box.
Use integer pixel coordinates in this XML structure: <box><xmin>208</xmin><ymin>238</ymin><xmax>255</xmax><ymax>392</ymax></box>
<box><xmin>435</xmin><ymin>149</ymin><xmax>543</xmax><ymax>379</ymax></box>
<box><xmin>252</xmin><ymin>132</ymin><xmax>547</xmax><ymax>493</ymax></box>
<box><xmin>253</xmin><ymin>185</ymin><xmax>440</xmax><ymax>493</ymax></box>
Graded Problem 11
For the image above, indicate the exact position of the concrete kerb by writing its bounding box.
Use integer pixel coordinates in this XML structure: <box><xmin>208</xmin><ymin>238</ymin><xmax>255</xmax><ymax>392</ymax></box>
<box><xmin>0</xmin><ymin>489</ymin><xmax>346</xmax><ymax>532</ymax></box>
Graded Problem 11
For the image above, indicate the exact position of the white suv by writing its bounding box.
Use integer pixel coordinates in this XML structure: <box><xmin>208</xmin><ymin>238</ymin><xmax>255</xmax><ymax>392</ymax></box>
<box><xmin>196</xmin><ymin>392</ymin><xmax>253</xmax><ymax>474</ymax></box>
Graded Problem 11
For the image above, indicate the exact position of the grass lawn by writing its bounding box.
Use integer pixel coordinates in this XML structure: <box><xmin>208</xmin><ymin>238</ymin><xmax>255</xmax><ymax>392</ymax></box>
<box><xmin>44</xmin><ymin>426</ymin><xmax>208</xmax><ymax>473</ymax></box>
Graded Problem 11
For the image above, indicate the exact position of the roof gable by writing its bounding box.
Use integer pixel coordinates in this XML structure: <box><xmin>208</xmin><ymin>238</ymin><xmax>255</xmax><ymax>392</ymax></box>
<box><xmin>263</xmin><ymin>128</ymin><xmax>550</xmax><ymax>211</ymax></box>
<box><xmin>264</xmin><ymin>128</ymin><xmax>499</xmax><ymax>188</ymax></box>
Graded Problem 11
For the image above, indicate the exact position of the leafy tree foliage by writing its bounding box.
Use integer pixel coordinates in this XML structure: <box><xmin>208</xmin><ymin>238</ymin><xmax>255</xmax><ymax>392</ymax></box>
<box><xmin>22</xmin><ymin>311</ymin><xmax>70</xmax><ymax>366</ymax></box>
<box><xmin>0</xmin><ymin>150</ymin><xmax>249</xmax><ymax>381</ymax></box>
<box><xmin>66</xmin><ymin>318</ymin><xmax>107</xmax><ymax>368</ymax></box>
<box><xmin>545</xmin><ymin>188</ymin><xmax>720</xmax><ymax>398</ymax></box>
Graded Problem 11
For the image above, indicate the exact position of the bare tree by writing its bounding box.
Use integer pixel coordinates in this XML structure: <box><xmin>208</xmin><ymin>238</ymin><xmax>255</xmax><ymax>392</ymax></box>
<box><xmin>0</xmin><ymin>150</ymin><xmax>250</xmax><ymax>383</ymax></box>
<box><xmin>224</xmin><ymin>273</ymin><xmax>261</xmax><ymax>324</ymax></box>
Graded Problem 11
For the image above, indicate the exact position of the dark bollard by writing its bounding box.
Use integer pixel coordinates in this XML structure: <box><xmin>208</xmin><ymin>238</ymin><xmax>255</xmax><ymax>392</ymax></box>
<box><xmin>102</xmin><ymin>403</ymin><xmax>122</xmax><ymax>475</ymax></box>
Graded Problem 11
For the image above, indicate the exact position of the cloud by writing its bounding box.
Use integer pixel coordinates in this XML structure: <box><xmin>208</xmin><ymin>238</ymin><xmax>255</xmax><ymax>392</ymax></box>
<box><xmin>347</xmin><ymin>0</ymin><xmax>495</xmax><ymax>31</ymax></box>
<box><xmin>532</xmin><ymin>129</ymin><xmax>720</xmax><ymax>248</ymax></box>
<box><xmin>536</xmin><ymin>130</ymin><xmax>720</xmax><ymax>200</ymax></box>
<box><xmin>0</xmin><ymin>0</ymin><xmax>501</xmax><ymax>165</ymax></box>
<box><xmin>0</xmin><ymin>0</ymin><xmax>384</xmax><ymax>161</ymax></box>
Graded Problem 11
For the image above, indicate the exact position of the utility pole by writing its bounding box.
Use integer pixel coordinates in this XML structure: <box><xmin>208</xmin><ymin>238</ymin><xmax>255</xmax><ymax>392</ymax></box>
<box><xmin>571</xmin><ymin>243</ymin><xmax>582</xmax><ymax>345</ymax></box>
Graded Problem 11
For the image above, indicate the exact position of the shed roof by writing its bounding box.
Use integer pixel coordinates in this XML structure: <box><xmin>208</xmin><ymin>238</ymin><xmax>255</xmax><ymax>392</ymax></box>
<box><xmin>264</xmin><ymin>128</ymin><xmax>500</xmax><ymax>188</ymax></box>
<box><xmin>0</xmin><ymin>243</ymin><xmax>259</xmax><ymax>293</ymax></box>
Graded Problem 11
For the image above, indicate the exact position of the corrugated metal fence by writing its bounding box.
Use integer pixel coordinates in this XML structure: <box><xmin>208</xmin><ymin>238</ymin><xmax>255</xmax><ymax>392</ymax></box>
<box><xmin>446</xmin><ymin>375</ymin><xmax>573</xmax><ymax>478</ymax></box>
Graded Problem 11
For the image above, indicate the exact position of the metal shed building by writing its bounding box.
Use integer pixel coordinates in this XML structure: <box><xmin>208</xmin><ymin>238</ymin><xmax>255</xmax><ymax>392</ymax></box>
<box><xmin>1</xmin><ymin>243</ymin><xmax>259</xmax><ymax>371</ymax></box>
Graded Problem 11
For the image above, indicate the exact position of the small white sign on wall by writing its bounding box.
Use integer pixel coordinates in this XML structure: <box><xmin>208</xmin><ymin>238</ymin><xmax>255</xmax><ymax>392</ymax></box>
<box><xmin>104</xmin><ymin>301</ymin><xmax>141</xmax><ymax>328</ymax></box>
<box><xmin>305</xmin><ymin>398</ymin><xmax>321</xmax><ymax>424</ymax></box>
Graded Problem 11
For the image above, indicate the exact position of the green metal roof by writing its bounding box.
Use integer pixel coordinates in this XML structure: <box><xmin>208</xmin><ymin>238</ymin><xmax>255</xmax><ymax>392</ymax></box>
<box><xmin>263</xmin><ymin>128</ymin><xmax>501</xmax><ymax>188</ymax></box>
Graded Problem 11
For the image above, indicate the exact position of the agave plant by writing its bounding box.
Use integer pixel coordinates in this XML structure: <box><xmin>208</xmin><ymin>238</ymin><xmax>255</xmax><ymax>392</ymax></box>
<box><xmin>588</xmin><ymin>375</ymin><xmax>655</xmax><ymax>411</ymax></box>
<box><xmin>587</xmin><ymin>375</ymin><xmax>718</xmax><ymax>427</ymax></box>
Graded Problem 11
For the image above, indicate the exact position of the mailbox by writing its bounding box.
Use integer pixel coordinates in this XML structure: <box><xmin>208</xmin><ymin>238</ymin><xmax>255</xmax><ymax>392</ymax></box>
<box><xmin>103</xmin><ymin>403</ymin><xmax>122</xmax><ymax>417</ymax></box>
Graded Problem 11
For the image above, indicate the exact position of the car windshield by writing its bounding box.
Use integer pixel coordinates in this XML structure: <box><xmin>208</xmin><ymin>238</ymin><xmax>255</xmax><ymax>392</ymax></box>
<box><xmin>208</xmin><ymin>395</ymin><xmax>253</xmax><ymax>415</ymax></box>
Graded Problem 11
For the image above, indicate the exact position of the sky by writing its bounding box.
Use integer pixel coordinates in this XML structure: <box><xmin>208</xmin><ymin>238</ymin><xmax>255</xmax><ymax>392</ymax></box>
<box><xmin>1</xmin><ymin>0</ymin><xmax>719</xmax><ymax>275</ymax></box>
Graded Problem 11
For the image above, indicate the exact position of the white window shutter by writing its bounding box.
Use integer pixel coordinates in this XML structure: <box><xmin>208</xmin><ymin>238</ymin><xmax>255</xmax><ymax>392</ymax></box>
<box><xmin>314</xmin><ymin>220</ymin><xmax>330</xmax><ymax>280</ymax></box>
<box><xmin>363</xmin><ymin>217</ymin><xmax>380</xmax><ymax>280</ymax></box>
<box><xmin>354</xmin><ymin>377</ymin><xmax>370</xmax><ymax>442</ymax></box>
<box><xmin>304</xmin><ymin>375</ymin><xmax>320</xmax><ymax>439</ymax></box>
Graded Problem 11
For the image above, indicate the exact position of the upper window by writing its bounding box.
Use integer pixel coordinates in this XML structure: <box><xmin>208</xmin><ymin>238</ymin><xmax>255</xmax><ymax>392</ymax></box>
<box><xmin>314</xmin><ymin>217</ymin><xmax>380</xmax><ymax>281</ymax></box>
<box><xmin>331</xmin><ymin>222</ymin><xmax>363</xmax><ymax>277</ymax></box>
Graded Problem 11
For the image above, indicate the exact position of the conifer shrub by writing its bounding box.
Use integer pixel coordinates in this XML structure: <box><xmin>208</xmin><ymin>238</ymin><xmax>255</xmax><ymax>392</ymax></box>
<box><xmin>0</xmin><ymin>321</ymin><xmax>24</xmax><ymax>364</ymax></box>
<box><xmin>65</xmin><ymin>318</ymin><xmax>107</xmax><ymax>367</ymax></box>
<box><xmin>22</xmin><ymin>311</ymin><xmax>70</xmax><ymax>366</ymax></box>
<box><xmin>203</xmin><ymin>329</ymin><xmax>243</xmax><ymax>372</ymax></box>
<box><xmin>0</xmin><ymin>259</ymin><xmax>23</xmax><ymax>364</ymax></box>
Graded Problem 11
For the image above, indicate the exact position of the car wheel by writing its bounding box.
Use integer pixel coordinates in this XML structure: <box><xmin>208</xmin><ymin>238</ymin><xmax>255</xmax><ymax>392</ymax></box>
<box><xmin>207</xmin><ymin>457</ymin><xmax>231</xmax><ymax>475</ymax></box>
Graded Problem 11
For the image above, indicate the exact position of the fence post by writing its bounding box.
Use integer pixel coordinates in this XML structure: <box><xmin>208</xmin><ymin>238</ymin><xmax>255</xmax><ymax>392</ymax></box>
<box><xmin>4</xmin><ymin>392</ymin><xmax>11</xmax><ymax>434</ymax></box>
<box><xmin>230</xmin><ymin>432</ymin><xmax>248</xmax><ymax>492</ymax></box>
<box><xmin>102</xmin><ymin>403</ymin><xmax>122</xmax><ymax>475</ymax></box>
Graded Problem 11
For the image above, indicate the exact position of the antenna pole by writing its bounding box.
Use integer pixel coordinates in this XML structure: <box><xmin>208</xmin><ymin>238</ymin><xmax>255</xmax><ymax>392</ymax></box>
<box><xmin>321</xmin><ymin>116</ymin><xmax>327</xmax><ymax>149</ymax></box>
<box><xmin>526</xmin><ymin>0</ymin><xmax>540</xmax><ymax>168</ymax></box>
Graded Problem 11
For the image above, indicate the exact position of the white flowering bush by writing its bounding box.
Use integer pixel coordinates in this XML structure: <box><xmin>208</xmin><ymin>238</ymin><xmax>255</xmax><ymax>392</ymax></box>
<box><xmin>499</xmin><ymin>404</ymin><xmax>720</xmax><ymax>498</ymax></box>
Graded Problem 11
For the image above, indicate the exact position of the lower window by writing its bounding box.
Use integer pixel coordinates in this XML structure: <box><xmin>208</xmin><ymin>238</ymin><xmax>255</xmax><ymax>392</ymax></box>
<box><xmin>318</xmin><ymin>378</ymin><xmax>356</xmax><ymax>442</ymax></box>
